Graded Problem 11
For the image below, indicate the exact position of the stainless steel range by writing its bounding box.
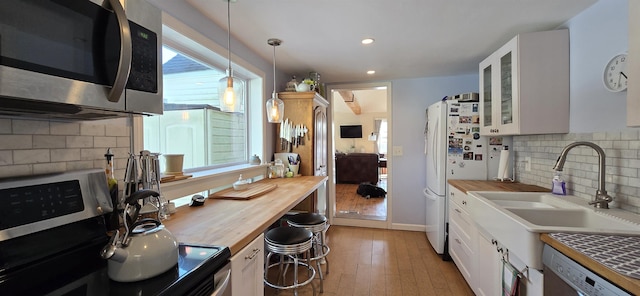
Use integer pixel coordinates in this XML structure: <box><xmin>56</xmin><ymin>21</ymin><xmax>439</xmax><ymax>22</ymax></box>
<box><xmin>0</xmin><ymin>169</ymin><xmax>231</xmax><ymax>296</ymax></box>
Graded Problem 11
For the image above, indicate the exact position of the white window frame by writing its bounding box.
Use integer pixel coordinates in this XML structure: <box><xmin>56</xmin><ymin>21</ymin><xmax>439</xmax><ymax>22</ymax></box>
<box><xmin>132</xmin><ymin>12</ymin><xmax>268</xmax><ymax>202</ymax></box>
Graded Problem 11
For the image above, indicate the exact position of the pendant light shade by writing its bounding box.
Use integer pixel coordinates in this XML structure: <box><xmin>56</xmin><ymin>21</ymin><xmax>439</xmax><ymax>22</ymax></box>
<box><xmin>219</xmin><ymin>0</ymin><xmax>239</xmax><ymax>112</ymax></box>
<box><xmin>266</xmin><ymin>38</ymin><xmax>284</xmax><ymax>123</ymax></box>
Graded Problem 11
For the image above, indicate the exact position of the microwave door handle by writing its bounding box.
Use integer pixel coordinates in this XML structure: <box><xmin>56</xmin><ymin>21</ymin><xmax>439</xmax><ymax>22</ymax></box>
<box><xmin>103</xmin><ymin>0</ymin><xmax>132</xmax><ymax>103</ymax></box>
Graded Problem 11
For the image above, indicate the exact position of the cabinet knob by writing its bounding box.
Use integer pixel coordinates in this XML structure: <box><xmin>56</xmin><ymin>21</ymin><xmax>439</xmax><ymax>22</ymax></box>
<box><xmin>455</xmin><ymin>238</ymin><xmax>461</xmax><ymax>245</ymax></box>
<box><xmin>462</xmin><ymin>200</ymin><xmax>467</xmax><ymax>205</ymax></box>
<box><xmin>450</xmin><ymin>192</ymin><xmax>455</xmax><ymax>196</ymax></box>
<box><xmin>455</xmin><ymin>208</ymin><xmax>462</xmax><ymax>214</ymax></box>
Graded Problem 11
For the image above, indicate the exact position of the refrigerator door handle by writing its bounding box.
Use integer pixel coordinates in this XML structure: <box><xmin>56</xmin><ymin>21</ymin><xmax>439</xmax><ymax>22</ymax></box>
<box><xmin>423</xmin><ymin>188</ymin><xmax>438</xmax><ymax>201</ymax></box>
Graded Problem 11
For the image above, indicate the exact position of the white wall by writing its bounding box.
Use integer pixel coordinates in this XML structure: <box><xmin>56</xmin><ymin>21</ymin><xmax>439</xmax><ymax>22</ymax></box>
<box><xmin>334</xmin><ymin>111</ymin><xmax>386</xmax><ymax>153</ymax></box>
<box><xmin>563</xmin><ymin>0</ymin><xmax>630</xmax><ymax>132</ymax></box>
<box><xmin>390</xmin><ymin>74</ymin><xmax>478</xmax><ymax>225</ymax></box>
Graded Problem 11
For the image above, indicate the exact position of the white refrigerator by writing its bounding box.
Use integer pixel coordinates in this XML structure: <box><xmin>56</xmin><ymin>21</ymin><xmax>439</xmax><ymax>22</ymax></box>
<box><xmin>423</xmin><ymin>100</ymin><xmax>509</xmax><ymax>256</ymax></box>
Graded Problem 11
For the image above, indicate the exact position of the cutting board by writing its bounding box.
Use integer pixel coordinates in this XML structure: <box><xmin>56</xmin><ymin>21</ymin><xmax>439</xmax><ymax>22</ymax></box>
<box><xmin>160</xmin><ymin>174</ymin><xmax>192</xmax><ymax>183</ymax></box>
<box><xmin>209</xmin><ymin>183</ymin><xmax>278</xmax><ymax>200</ymax></box>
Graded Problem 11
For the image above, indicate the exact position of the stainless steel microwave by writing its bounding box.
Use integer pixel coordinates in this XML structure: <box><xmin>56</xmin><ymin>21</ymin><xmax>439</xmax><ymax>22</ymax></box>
<box><xmin>0</xmin><ymin>0</ymin><xmax>163</xmax><ymax>120</ymax></box>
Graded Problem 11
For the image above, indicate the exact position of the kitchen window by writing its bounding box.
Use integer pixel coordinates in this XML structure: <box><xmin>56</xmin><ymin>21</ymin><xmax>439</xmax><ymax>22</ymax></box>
<box><xmin>139</xmin><ymin>21</ymin><xmax>266</xmax><ymax>206</ymax></box>
<box><xmin>143</xmin><ymin>45</ymin><xmax>248</xmax><ymax>170</ymax></box>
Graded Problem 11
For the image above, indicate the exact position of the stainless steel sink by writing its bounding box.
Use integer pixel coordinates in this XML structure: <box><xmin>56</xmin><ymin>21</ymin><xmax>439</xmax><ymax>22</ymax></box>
<box><xmin>466</xmin><ymin>191</ymin><xmax>640</xmax><ymax>270</ymax></box>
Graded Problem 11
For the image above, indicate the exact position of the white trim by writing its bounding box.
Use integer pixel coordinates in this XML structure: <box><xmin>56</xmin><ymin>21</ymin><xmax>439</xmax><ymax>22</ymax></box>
<box><xmin>325</xmin><ymin>81</ymin><xmax>393</xmax><ymax>229</ymax></box>
<box><xmin>331</xmin><ymin>217</ymin><xmax>389</xmax><ymax>229</ymax></box>
<box><xmin>160</xmin><ymin>164</ymin><xmax>268</xmax><ymax>200</ymax></box>
<box><xmin>391</xmin><ymin>223</ymin><xmax>426</xmax><ymax>232</ymax></box>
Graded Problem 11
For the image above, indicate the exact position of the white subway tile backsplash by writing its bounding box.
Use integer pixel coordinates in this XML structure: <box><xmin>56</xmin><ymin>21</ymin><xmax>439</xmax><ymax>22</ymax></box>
<box><xmin>0</xmin><ymin>119</ymin><xmax>11</xmax><ymax>134</ymax></box>
<box><xmin>50</xmin><ymin>122</ymin><xmax>80</xmax><ymax>135</ymax></box>
<box><xmin>0</xmin><ymin>135</ymin><xmax>32</xmax><ymax>150</ymax></box>
<box><xmin>33</xmin><ymin>162</ymin><xmax>66</xmax><ymax>175</ymax></box>
<box><xmin>0</xmin><ymin>165</ymin><xmax>31</xmax><ymax>178</ymax></box>
<box><xmin>0</xmin><ymin>151</ymin><xmax>12</xmax><ymax>165</ymax></box>
<box><xmin>51</xmin><ymin>149</ymin><xmax>81</xmax><ymax>162</ymax></box>
<box><xmin>33</xmin><ymin>135</ymin><xmax>66</xmax><ymax>149</ymax></box>
<box><xmin>13</xmin><ymin>149</ymin><xmax>50</xmax><ymax>164</ymax></box>
<box><xmin>0</xmin><ymin>119</ymin><xmax>130</xmax><ymax>180</ymax></box>
<box><xmin>66</xmin><ymin>136</ymin><xmax>94</xmax><ymax>148</ymax></box>
<box><xmin>80</xmin><ymin>124</ymin><xmax>105</xmax><ymax>136</ymax></box>
<box><xmin>515</xmin><ymin>132</ymin><xmax>640</xmax><ymax>215</ymax></box>
<box><xmin>12</xmin><ymin>120</ymin><xmax>49</xmax><ymax>135</ymax></box>
<box><xmin>94</xmin><ymin>136</ymin><xmax>117</xmax><ymax>148</ymax></box>
<box><xmin>67</xmin><ymin>160</ymin><xmax>97</xmax><ymax>171</ymax></box>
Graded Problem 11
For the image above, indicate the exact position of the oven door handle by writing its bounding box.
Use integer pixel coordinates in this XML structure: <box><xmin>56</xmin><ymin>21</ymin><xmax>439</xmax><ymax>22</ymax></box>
<box><xmin>211</xmin><ymin>268</ymin><xmax>231</xmax><ymax>296</ymax></box>
<box><xmin>103</xmin><ymin>0</ymin><xmax>132</xmax><ymax>103</ymax></box>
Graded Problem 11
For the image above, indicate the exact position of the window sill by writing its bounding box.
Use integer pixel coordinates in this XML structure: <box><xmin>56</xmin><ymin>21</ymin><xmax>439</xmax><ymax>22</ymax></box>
<box><xmin>160</xmin><ymin>164</ymin><xmax>269</xmax><ymax>200</ymax></box>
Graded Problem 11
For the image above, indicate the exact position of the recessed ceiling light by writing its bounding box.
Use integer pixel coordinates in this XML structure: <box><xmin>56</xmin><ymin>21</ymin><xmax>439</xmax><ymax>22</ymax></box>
<box><xmin>361</xmin><ymin>38</ymin><xmax>374</xmax><ymax>45</ymax></box>
<box><xmin>367</xmin><ymin>70</ymin><xmax>376</xmax><ymax>75</ymax></box>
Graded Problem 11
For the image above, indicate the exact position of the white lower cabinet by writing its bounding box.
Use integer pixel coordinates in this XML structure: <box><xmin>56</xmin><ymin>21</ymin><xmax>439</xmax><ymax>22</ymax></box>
<box><xmin>230</xmin><ymin>233</ymin><xmax>265</xmax><ymax>296</ymax></box>
<box><xmin>476</xmin><ymin>229</ymin><xmax>501</xmax><ymax>296</ymax></box>
<box><xmin>448</xmin><ymin>185</ymin><xmax>544</xmax><ymax>296</ymax></box>
<box><xmin>448</xmin><ymin>186</ymin><xmax>476</xmax><ymax>288</ymax></box>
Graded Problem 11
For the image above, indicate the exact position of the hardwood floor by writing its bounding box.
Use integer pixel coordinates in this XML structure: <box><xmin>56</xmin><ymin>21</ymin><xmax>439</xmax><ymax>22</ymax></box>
<box><xmin>335</xmin><ymin>179</ymin><xmax>387</xmax><ymax>218</ymax></box>
<box><xmin>264</xmin><ymin>226</ymin><xmax>473</xmax><ymax>296</ymax></box>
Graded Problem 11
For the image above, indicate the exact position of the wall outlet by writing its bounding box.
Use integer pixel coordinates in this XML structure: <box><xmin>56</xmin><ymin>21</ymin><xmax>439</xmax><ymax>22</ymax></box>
<box><xmin>525</xmin><ymin>156</ymin><xmax>532</xmax><ymax>171</ymax></box>
<box><xmin>392</xmin><ymin>146</ymin><xmax>403</xmax><ymax>156</ymax></box>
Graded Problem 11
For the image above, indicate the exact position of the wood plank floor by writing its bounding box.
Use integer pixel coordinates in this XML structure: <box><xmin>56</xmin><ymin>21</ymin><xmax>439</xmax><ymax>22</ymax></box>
<box><xmin>335</xmin><ymin>179</ymin><xmax>387</xmax><ymax>218</ymax></box>
<box><xmin>264</xmin><ymin>226</ymin><xmax>473</xmax><ymax>296</ymax></box>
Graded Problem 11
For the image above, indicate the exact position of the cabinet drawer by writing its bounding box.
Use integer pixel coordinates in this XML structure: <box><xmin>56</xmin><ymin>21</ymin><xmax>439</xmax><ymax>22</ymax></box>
<box><xmin>449</xmin><ymin>225</ymin><xmax>474</xmax><ymax>283</ymax></box>
<box><xmin>449</xmin><ymin>211</ymin><xmax>473</xmax><ymax>245</ymax></box>
<box><xmin>449</xmin><ymin>186</ymin><xmax>470</xmax><ymax>210</ymax></box>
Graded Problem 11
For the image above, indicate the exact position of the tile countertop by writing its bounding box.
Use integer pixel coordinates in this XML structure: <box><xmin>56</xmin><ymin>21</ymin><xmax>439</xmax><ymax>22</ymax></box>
<box><xmin>448</xmin><ymin>179</ymin><xmax>640</xmax><ymax>294</ymax></box>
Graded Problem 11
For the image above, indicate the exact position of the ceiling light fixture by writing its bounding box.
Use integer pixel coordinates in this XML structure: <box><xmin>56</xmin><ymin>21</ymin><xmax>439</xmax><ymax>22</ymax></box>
<box><xmin>266</xmin><ymin>38</ymin><xmax>284</xmax><ymax>123</ymax></box>
<box><xmin>218</xmin><ymin>0</ymin><xmax>242</xmax><ymax>112</ymax></box>
<box><xmin>367</xmin><ymin>70</ymin><xmax>376</xmax><ymax>75</ymax></box>
<box><xmin>361</xmin><ymin>38</ymin><xmax>375</xmax><ymax>45</ymax></box>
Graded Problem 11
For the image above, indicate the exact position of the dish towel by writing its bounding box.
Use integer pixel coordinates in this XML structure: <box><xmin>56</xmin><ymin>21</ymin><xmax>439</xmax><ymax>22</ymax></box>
<box><xmin>502</xmin><ymin>258</ymin><xmax>521</xmax><ymax>296</ymax></box>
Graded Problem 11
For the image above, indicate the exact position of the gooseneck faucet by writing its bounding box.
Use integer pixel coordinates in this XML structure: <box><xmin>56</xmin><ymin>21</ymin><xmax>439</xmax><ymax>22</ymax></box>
<box><xmin>553</xmin><ymin>141</ymin><xmax>612</xmax><ymax>209</ymax></box>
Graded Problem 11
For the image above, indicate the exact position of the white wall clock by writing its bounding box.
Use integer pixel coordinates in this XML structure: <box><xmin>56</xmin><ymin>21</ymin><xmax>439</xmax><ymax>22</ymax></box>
<box><xmin>603</xmin><ymin>53</ymin><xmax>628</xmax><ymax>92</ymax></box>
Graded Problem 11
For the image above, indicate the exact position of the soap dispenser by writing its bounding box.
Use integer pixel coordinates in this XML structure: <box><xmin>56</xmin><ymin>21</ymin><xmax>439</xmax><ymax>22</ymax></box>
<box><xmin>551</xmin><ymin>171</ymin><xmax>566</xmax><ymax>195</ymax></box>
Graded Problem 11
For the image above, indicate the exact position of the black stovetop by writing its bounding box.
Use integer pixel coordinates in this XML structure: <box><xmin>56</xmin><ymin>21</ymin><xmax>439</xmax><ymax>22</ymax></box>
<box><xmin>0</xmin><ymin>242</ymin><xmax>230</xmax><ymax>296</ymax></box>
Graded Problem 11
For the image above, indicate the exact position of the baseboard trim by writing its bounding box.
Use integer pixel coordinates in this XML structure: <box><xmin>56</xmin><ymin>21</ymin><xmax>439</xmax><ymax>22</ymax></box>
<box><xmin>391</xmin><ymin>223</ymin><xmax>426</xmax><ymax>232</ymax></box>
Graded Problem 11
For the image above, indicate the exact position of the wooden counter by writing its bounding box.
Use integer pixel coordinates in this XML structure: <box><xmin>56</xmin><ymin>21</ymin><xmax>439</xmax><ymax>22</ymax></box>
<box><xmin>541</xmin><ymin>234</ymin><xmax>640</xmax><ymax>294</ymax></box>
<box><xmin>448</xmin><ymin>179</ymin><xmax>550</xmax><ymax>193</ymax></box>
<box><xmin>162</xmin><ymin>176</ymin><xmax>327</xmax><ymax>255</ymax></box>
<box><xmin>448</xmin><ymin>180</ymin><xmax>639</xmax><ymax>294</ymax></box>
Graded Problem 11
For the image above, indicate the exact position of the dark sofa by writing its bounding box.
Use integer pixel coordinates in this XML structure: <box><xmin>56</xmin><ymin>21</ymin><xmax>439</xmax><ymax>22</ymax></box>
<box><xmin>335</xmin><ymin>153</ymin><xmax>379</xmax><ymax>184</ymax></box>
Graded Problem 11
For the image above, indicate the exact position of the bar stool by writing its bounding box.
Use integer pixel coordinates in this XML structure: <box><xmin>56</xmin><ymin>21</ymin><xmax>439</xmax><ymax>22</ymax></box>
<box><xmin>286</xmin><ymin>213</ymin><xmax>330</xmax><ymax>293</ymax></box>
<box><xmin>264</xmin><ymin>226</ymin><xmax>316</xmax><ymax>296</ymax></box>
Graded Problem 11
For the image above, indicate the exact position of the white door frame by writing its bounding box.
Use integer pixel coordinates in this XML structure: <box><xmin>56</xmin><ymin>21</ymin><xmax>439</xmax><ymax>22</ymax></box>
<box><xmin>325</xmin><ymin>81</ymin><xmax>392</xmax><ymax>229</ymax></box>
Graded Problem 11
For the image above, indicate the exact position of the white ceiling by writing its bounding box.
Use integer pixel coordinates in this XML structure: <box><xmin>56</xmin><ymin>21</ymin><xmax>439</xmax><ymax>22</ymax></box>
<box><xmin>183</xmin><ymin>0</ymin><xmax>597</xmax><ymax>84</ymax></box>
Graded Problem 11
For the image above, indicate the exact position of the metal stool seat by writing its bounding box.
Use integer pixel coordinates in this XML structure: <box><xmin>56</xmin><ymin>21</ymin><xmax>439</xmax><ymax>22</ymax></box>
<box><xmin>286</xmin><ymin>213</ymin><xmax>330</xmax><ymax>293</ymax></box>
<box><xmin>264</xmin><ymin>227</ymin><xmax>316</xmax><ymax>296</ymax></box>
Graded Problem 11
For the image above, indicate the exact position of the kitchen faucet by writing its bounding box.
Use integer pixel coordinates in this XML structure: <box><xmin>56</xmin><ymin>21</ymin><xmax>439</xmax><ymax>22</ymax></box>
<box><xmin>552</xmin><ymin>141</ymin><xmax>612</xmax><ymax>209</ymax></box>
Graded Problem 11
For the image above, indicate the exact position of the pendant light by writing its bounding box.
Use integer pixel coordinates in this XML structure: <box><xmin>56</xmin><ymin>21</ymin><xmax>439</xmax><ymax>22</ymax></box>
<box><xmin>218</xmin><ymin>0</ymin><xmax>242</xmax><ymax>112</ymax></box>
<box><xmin>266</xmin><ymin>38</ymin><xmax>284</xmax><ymax>123</ymax></box>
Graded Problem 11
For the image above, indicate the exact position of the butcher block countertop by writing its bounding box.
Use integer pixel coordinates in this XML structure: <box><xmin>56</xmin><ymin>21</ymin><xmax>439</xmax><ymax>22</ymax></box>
<box><xmin>162</xmin><ymin>176</ymin><xmax>327</xmax><ymax>255</ymax></box>
<box><xmin>447</xmin><ymin>179</ymin><xmax>549</xmax><ymax>193</ymax></box>
<box><xmin>448</xmin><ymin>179</ymin><xmax>640</xmax><ymax>294</ymax></box>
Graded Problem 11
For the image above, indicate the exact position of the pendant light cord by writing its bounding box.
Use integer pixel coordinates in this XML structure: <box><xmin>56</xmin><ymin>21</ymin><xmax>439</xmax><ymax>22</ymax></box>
<box><xmin>272</xmin><ymin>43</ymin><xmax>276</xmax><ymax>96</ymax></box>
<box><xmin>226</xmin><ymin>0</ymin><xmax>231</xmax><ymax>72</ymax></box>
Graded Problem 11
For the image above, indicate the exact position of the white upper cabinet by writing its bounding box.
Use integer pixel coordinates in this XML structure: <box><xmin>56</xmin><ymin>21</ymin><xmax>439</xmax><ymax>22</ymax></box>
<box><xmin>627</xmin><ymin>1</ymin><xmax>640</xmax><ymax>126</ymax></box>
<box><xmin>479</xmin><ymin>29</ymin><xmax>569</xmax><ymax>135</ymax></box>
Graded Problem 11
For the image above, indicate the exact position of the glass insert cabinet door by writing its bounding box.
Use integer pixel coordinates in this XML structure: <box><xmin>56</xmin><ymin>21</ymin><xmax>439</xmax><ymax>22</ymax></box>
<box><xmin>479</xmin><ymin>36</ymin><xmax>519</xmax><ymax>135</ymax></box>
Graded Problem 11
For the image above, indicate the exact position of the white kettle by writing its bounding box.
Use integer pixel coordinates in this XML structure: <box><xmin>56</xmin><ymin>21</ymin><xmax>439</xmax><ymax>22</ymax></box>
<box><xmin>101</xmin><ymin>190</ymin><xmax>179</xmax><ymax>282</ymax></box>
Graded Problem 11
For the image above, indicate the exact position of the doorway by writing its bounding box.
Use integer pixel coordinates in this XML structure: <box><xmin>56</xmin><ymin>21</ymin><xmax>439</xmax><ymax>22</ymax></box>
<box><xmin>326</xmin><ymin>82</ymin><xmax>391</xmax><ymax>228</ymax></box>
